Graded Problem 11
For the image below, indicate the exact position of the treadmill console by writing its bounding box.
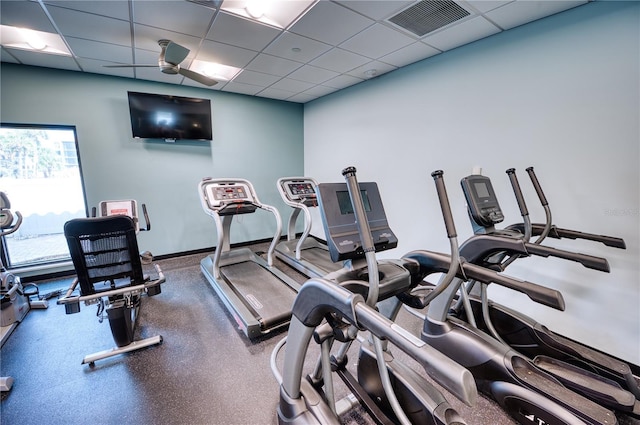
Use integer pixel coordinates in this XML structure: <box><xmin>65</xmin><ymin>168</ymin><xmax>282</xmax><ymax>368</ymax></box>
<box><xmin>201</xmin><ymin>181</ymin><xmax>257</xmax><ymax>215</ymax></box>
<box><xmin>283</xmin><ymin>180</ymin><xmax>317</xmax><ymax>202</ymax></box>
<box><xmin>317</xmin><ymin>182</ymin><xmax>397</xmax><ymax>262</ymax></box>
<box><xmin>460</xmin><ymin>174</ymin><xmax>504</xmax><ymax>227</ymax></box>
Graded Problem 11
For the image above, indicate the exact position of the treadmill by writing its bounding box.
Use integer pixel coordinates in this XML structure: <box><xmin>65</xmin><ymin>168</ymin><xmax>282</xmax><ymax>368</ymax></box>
<box><xmin>274</xmin><ymin>177</ymin><xmax>339</xmax><ymax>278</ymax></box>
<box><xmin>198</xmin><ymin>178</ymin><xmax>302</xmax><ymax>339</ymax></box>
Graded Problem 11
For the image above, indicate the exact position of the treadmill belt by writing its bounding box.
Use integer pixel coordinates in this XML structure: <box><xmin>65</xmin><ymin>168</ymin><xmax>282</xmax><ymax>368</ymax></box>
<box><xmin>221</xmin><ymin>261</ymin><xmax>296</xmax><ymax>328</ymax></box>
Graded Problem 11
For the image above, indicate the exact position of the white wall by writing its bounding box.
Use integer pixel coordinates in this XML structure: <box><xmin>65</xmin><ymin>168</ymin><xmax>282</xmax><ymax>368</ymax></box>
<box><xmin>304</xmin><ymin>1</ymin><xmax>639</xmax><ymax>364</ymax></box>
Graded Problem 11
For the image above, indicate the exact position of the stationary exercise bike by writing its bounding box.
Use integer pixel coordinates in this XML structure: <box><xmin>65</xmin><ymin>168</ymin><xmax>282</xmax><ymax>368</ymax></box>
<box><xmin>56</xmin><ymin>200</ymin><xmax>165</xmax><ymax>365</ymax></box>
<box><xmin>453</xmin><ymin>167</ymin><xmax>639</xmax><ymax>419</ymax></box>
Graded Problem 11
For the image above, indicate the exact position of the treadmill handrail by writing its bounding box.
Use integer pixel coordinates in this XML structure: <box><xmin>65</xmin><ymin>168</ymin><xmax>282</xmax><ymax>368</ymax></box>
<box><xmin>277</xmin><ymin>177</ymin><xmax>320</xmax><ymax>260</ymax></box>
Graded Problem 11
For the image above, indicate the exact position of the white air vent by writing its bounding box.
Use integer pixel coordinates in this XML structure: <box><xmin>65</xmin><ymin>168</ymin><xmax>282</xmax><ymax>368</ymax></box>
<box><xmin>387</xmin><ymin>0</ymin><xmax>471</xmax><ymax>37</ymax></box>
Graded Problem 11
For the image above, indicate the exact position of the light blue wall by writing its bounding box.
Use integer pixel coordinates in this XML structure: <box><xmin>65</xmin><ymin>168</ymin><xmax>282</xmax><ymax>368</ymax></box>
<box><xmin>1</xmin><ymin>64</ymin><xmax>304</xmax><ymax>257</ymax></box>
<box><xmin>304</xmin><ymin>1</ymin><xmax>639</xmax><ymax>364</ymax></box>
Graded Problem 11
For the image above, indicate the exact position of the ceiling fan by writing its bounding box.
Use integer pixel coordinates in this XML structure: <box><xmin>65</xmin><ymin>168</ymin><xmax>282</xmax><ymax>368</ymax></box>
<box><xmin>105</xmin><ymin>39</ymin><xmax>218</xmax><ymax>86</ymax></box>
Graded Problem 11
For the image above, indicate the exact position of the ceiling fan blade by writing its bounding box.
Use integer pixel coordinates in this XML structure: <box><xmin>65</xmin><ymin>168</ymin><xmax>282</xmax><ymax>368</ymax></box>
<box><xmin>178</xmin><ymin>68</ymin><xmax>219</xmax><ymax>86</ymax></box>
<box><xmin>103</xmin><ymin>64</ymin><xmax>158</xmax><ymax>68</ymax></box>
<box><xmin>163</xmin><ymin>40</ymin><xmax>190</xmax><ymax>65</ymax></box>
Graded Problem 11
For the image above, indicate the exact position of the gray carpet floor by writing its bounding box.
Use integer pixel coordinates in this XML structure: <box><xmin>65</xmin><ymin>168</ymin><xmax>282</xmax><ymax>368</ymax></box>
<box><xmin>1</xmin><ymin>247</ymin><xmax>636</xmax><ymax>425</ymax></box>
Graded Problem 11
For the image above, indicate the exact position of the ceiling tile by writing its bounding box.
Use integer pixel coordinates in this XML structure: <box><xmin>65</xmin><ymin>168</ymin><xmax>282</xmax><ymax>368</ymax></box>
<box><xmin>256</xmin><ymin>86</ymin><xmax>297</xmax><ymax>100</ymax></box>
<box><xmin>132</xmin><ymin>0</ymin><xmax>215</xmax><ymax>37</ymax></box>
<box><xmin>245</xmin><ymin>53</ymin><xmax>303</xmax><ymax>77</ymax></box>
<box><xmin>47</xmin><ymin>5</ymin><xmax>132</xmax><ymax>46</ymax></box>
<box><xmin>287</xmin><ymin>64</ymin><xmax>340</xmax><ymax>84</ymax></box>
<box><xmin>232</xmin><ymin>69</ymin><xmax>281</xmax><ymax>86</ymax></box>
<box><xmin>206</xmin><ymin>11</ymin><xmax>280</xmax><ymax>52</ymax></box>
<box><xmin>485</xmin><ymin>0</ymin><xmax>587</xmax><ymax>30</ymax></box>
<box><xmin>289</xmin><ymin>1</ymin><xmax>374</xmax><ymax>46</ymax></box>
<box><xmin>44</xmin><ymin>0</ymin><xmax>131</xmax><ymax>21</ymax></box>
<box><xmin>133</xmin><ymin>23</ymin><xmax>201</xmax><ymax>54</ymax></box>
<box><xmin>301</xmin><ymin>84</ymin><xmax>339</xmax><ymax>97</ymax></box>
<box><xmin>339</xmin><ymin>22</ymin><xmax>416</xmax><ymax>59</ymax></box>
<box><xmin>334</xmin><ymin>0</ymin><xmax>416</xmax><ymax>21</ymax></box>
<box><xmin>221</xmin><ymin>81</ymin><xmax>264</xmax><ymax>96</ymax></box>
<box><xmin>4</xmin><ymin>48</ymin><xmax>80</xmax><ymax>71</ymax></box>
<box><xmin>263</xmin><ymin>31</ymin><xmax>332</xmax><ymax>63</ymax></box>
<box><xmin>310</xmin><ymin>47</ymin><xmax>370</xmax><ymax>73</ymax></box>
<box><xmin>286</xmin><ymin>92</ymin><xmax>319</xmax><ymax>103</ymax></box>
<box><xmin>197</xmin><ymin>39</ymin><xmax>259</xmax><ymax>68</ymax></box>
<box><xmin>270</xmin><ymin>78</ymin><xmax>315</xmax><ymax>93</ymax></box>
<box><xmin>379</xmin><ymin>41</ymin><xmax>440</xmax><ymax>67</ymax></box>
<box><xmin>77</xmin><ymin>57</ymin><xmax>135</xmax><ymax>78</ymax></box>
<box><xmin>322</xmin><ymin>74</ymin><xmax>364</xmax><ymax>90</ymax></box>
<box><xmin>1</xmin><ymin>1</ymin><xmax>56</xmax><ymax>33</ymax></box>
<box><xmin>464</xmin><ymin>0</ymin><xmax>512</xmax><ymax>14</ymax></box>
<box><xmin>423</xmin><ymin>16</ymin><xmax>501</xmax><ymax>51</ymax></box>
<box><xmin>346</xmin><ymin>60</ymin><xmax>397</xmax><ymax>80</ymax></box>
<box><xmin>66</xmin><ymin>37</ymin><xmax>133</xmax><ymax>63</ymax></box>
<box><xmin>0</xmin><ymin>0</ymin><xmax>593</xmax><ymax>103</ymax></box>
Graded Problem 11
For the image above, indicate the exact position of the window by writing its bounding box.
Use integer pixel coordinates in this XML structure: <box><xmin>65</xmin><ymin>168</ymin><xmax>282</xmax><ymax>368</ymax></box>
<box><xmin>0</xmin><ymin>124</ymin><xmax>87</xmax><ymax>268</ymax></box>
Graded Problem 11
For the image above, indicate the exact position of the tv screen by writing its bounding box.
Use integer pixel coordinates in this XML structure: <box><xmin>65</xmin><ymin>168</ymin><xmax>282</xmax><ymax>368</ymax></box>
<box><xmin>127</xmin><ymin>91</ymin><xmax>212</xmax><ymax>141</ymax></box>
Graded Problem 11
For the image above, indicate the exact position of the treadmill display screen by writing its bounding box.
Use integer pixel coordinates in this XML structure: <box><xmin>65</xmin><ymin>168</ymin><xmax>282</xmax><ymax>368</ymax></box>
<box><xmin>337</xmin><ymin>190</ymin><xmax>371</xmax><ymax>215</ymax></box>
<box><xmin>287</xmin><ymin>183</ymin><xmax>315</xmax><ymax>196</ymax></box>
<box><xmin>213</xmin><ymin>186</ymin><xmax>248</xmax><ymax>201</ymax></box>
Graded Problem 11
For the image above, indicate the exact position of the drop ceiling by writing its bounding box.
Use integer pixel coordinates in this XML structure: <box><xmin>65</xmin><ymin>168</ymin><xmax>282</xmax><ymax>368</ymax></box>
<box><xmin>1</xmin><ymin>0</ymin><xmax>588</xmax><ymax>103</ymax></box>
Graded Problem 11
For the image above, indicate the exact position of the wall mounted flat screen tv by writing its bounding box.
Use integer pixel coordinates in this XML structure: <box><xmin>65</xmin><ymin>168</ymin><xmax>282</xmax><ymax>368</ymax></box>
<box><xmin>127</xmin><ymin>91</ymin><xmax>212</xmax><ymax>141</ymax></box>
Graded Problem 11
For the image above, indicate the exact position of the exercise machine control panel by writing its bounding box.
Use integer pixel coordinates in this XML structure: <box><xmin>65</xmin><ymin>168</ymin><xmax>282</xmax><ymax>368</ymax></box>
<box><xmin>200</xmin><ymin>180</ymin><xmax>257</xmax><ymax>215</ymax></box>
<box><xmin>283</xmin><ymin>180</ymin><xmax>316</xmax><ymax>202</ymax></box>
<box><xmin>460</xmin><ymin>174</ymin><xmax>504</xmax><ymax>227</ymax></box>
<box><xmin>100</xmin><ymin>200</ymin><xmax>137</xmax><ymax>219</ymax></box>
<box><xmin>317</xmin><ymin>182</ymin><xmax>397</xmax><ymax>262</ymax></box>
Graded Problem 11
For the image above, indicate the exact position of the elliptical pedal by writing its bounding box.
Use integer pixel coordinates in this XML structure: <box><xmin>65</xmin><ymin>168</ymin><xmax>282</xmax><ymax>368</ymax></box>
<box><xmin>534</xmin><ymin>355</ymin><xmax>639</xmax><ymax>414</ymax></box>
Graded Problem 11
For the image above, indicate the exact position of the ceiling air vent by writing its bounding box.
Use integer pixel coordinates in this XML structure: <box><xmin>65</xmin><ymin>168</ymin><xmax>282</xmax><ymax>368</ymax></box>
<box><xmin>387</xmin><ymin>0</ymin><xmax>471</xmax><ymax>37</ymax></box>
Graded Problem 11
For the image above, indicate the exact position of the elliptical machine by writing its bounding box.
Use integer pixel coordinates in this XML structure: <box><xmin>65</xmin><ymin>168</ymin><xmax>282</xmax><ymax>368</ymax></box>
<box><xmin>0</xmin><ymin>191</ymin><xmax>29</xmax><ymax>391</ymax></box>
<box><xmin>453</xmin><ymin>167</ymin><xmax>639</xmax><ymax>419</ymax></box>
<box><xmin>398</xmin><ymin>171</ymin><xmax>619</xmax><ymax>425</ymax></box>
<box><xmin>273</xmin><ymin>167</ymin><xmax>477</xmax><ymax>424</ymax></box>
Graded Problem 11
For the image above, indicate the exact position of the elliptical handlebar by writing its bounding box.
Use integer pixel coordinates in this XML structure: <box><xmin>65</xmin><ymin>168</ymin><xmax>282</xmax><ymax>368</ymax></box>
<box><xmin>506</xmin><ymin>168</ymin><xmax>530</xmax><ymax>218</ymax></box>
<box><xmin>526</xmin><ymin>166</ymin><xmax>548</xmax><ymax>207</ymax></box>
<box><xmin>341</xmin><ymin>167</ymin><xmax>379</xmax><ymax>306</ymax></box>
<box><xmin>431</xmin><ymin>170</ymin><xmax>457</xmax><ymax>239</ymax></box>
<box><xmin>141</xmin><ymin>203</ymin><xmax>151</xmax><ymax>232</ymax></box>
